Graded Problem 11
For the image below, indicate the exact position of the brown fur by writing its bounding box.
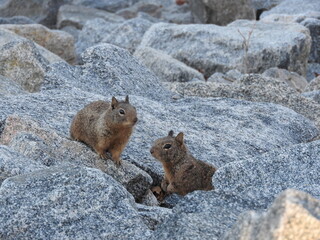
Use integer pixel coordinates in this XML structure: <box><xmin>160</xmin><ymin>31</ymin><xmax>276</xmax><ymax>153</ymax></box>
<box><xmin>150</xmin><ymin>130</ymin><xmax>216</xmax><ymax>196</ymax></box>
<box><xmin>70</xmin><ymin>96</ymin><xmax>137</xmax><ymax>165</ymax></box>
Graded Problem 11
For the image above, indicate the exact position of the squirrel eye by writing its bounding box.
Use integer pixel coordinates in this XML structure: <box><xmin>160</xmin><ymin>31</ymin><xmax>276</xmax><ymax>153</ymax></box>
<box><xmin>163</xmin><ymin>144</ymin><xmax>172</xmax><ymax>150</ymax></box>
<box><xmin>119</xmin><ymin>109</ymin><xmax>125</xmax><ymax>115</ymax></box>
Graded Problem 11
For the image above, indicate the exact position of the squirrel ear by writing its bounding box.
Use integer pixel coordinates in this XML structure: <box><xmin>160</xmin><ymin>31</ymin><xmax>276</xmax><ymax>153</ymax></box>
<box><xmin>175</xmin><ymin>132</ymin><xmax>184</xmax><ymax>145</ymax></box>
<box><xmin>125</xmin><ymin>95</ymin><xmax>129</xmax><ymax>103</ymax></box>
<box><xmin>168</xmin><ymin>130</ymin><xmax>174</xmax><ymax>137</ymax></box>
<box><xmin>111</xmin><ymin>97</ymin><xmax>118</xmax><ymax>109</ymax></box>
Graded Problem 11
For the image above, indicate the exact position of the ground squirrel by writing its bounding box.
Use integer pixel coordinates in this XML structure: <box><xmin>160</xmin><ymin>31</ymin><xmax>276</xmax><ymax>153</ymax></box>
<box><xmin>70</xmin><ymin>96</ymin><xmax>138</xmax><ymax>165</ymax></box>
<box><xmin>150</xmin><ymin>130</ymin><xmax>216</xmax><ymax>196</ymax></box>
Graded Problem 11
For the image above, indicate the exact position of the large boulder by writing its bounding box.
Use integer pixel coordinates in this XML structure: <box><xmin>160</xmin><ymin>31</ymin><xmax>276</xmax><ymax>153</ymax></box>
<box><xmin>44</xmin><ymin>44</ymin><xmax>172</xmax><ymax>101</ymax></box>
<box><xmin>57</xmin><ymin>4</ymin><xmax>124</xmax><ymax>29</ymax></box>
<box><xmin>0</xmin><ymin>145</ymin><xmax>47</xmax><ymax>185</ymax></box>
<box><xmin>168</xmin><ymin>74</ymin><xmax>320</xmax><ymax>129</ymax></box>
<box><xmin>0</xmin><ymin>24</ymin><xmax>76</xmax><ymax>64</ymax></box>
<box><xmin>0</xmin><ymin>29</ymin><xmax>49</xmax><ymax>92</ymax></box>
<box><xmin>0</xmin><ymin>165</ymin><xmax>152</xmax><ymax>239</ymax></box>
<box><xmin>0</xmin><ymin>115</ymin><xmax>153</xmax><ymax>201</ymax></box>
<box><xmin>102</xmin><ymin>18</ymin><xmax>153</xmax><ymax>53</ymax></box>
<box><xmin>188</xmin><ymin>0</ymin><xmax>255</xmax><ymax>25</ymax></box>
<box><xmin>305</xmin><ymin>75</ymin><xmax>320</xmax><ymax>91</ymax></box>
<box><xmin>134</xmin><ymin>47</ymin><xmax>205</xmax><ymax>82</ymax></box>
<box><xmin>223</xmin><ymin>189</ymin><xmax>320</xmax><ymax>240</ymax></box>
<box><xmin>71</xmin><ymin>0</ymin><xmax>132</xmax><ymax>12</ymax></box>
<box><xmin>0</xmin><ymin>0</ymin><xmax>70</xmax><ymax>28</ymax></box>
<box><xmin>140</xmin><ymin>20</ymin><xmax>311</xmax><ymax>77</ymax></box>
<box><xmin>0</xmin><ymin>16</ymin><xmax>35</xmax><ymax>24</ymax></box>
<box><xmin>261</xmin><ymin>0</ymin><xmax>320</xmax><ymax>18</ymax></box>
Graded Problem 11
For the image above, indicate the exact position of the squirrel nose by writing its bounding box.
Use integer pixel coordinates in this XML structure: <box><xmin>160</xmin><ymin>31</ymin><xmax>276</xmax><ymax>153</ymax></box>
<box><xmin>150</xmin><ymin>148</ymin><xmax>154</xmax><ymax>154</ymax></box>
<box><xmin>133</xmin><ymin>117</ymin><xmax>138</xmax><ymax>123</ymax></box>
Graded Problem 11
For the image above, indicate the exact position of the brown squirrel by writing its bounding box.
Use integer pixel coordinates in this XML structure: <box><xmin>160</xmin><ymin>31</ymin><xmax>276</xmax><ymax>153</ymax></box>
<box><xmin>70</xmin><ymin>96</ymin><xmax>138</xmax><ymax>165</ymax></box>
<box><xmin>150</xmin><ymin>130</ymin><xmax>216</xmax><ymax>196</ymax></box>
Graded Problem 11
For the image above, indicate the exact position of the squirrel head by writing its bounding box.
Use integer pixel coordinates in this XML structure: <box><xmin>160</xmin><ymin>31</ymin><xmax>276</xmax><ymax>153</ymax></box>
<box><xmin>150</xmin><ymin>130</ymin><xmax>187</xmax><ymax>164</ymax></box>
<box><xmin>109</xmin><ymin>96</ymin><xmax>138</xmax><ymax>126</ymax></box>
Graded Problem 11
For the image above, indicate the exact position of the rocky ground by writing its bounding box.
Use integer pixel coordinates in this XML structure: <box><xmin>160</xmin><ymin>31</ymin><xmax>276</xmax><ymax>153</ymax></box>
<box><xmin>0</xmin><ymin>0</ymin><xmax>320</xmax><ymax>239</ymax></box>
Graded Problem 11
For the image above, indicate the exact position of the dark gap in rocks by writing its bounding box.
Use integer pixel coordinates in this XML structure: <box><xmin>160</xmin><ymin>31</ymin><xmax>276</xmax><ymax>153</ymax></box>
<box><xmin>256</xmin><ymin>9</ymin><xmax>267</xmax><ymax>20</ymax></box>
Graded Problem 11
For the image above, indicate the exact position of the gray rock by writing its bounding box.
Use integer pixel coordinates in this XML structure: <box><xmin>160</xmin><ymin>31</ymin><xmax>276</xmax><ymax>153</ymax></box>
<box><xmin>0</xmin><ymin>0</ymin><xmax>70</xmax><ymax>28</ymax></box>
<box><xmin>0</xmin><ymin>165</ymin><xmax>152</xmax><ymax>239</ymax></box>
<box><xmin>57</xmin><ymin>4</ymin><xmax>124</xmax><ymax>29</ymax></box>
<box><xmin>154</xmin><ymin>191</ymin><xmax>252</xmax><ymax>240</ymax></box>
<box><xmin>0</xmin><ymin>24</ymin><xmax>76</xmax><ymax>64</ymax></box>
<box><xmin>214</xmin><ymin>140</ymin><xmax>320</xmax><ymax>210</ymax></box>
<box><xmin>159</xmin><ymin>3</ymin><xmax>193</xmax><ymax>24</ymax></box>
<box><xmin>189</xmin><ymin>0</ymin><xmax>255</xmax><ymax>25</ymax></box>
<box><xmin>208</xmin><ymin>70</ymin><xmax>243</xmax><ymax>83</ymax></box>
<box><xmin>134</xmin><ymin>47</ymin><xmax>205</xmax><ymax>82</ymax></box>
<box><xmin>136</xmin><ymin>12</ymin><xmax>166</xmax><ymax>23</ymax></box>
<box><xmin>0</xmin><ymin>29</ymin><xmax>49</xmax><ymax>92</ymax></box>
<box><xmin>116</xmin><ymin>2</ymin><xmax>162</xmax><ymax>19</ymax></box>
<box><xmin>302</xmin><ymin>90</ymin><xmax>320</xmax><ymax>104</ymax></box>
<box><xmin>301</xmin><ymin>18</ymin><xmax>320</xmax><ymax>63</ymax></box>
<box><xmin>261</xmin><ymin>0</ymin><xmax>320</xmax><ymax>18</ymax></box>
<box><xmin>262</xmin><ymin>67</ymin><xmax>308</xmax><ymax>92</ymax></box>
<box><xmin>61</xmin><ymin>25</ymin><xmax>80</xmax><ymax>42</ymax></box>
<box><xmin>0</xmin><ymin>75</ymin><xmax>26</xmax><ymax>96</ymax></box>
<box><xmin>168</xmin><ymin>74</ymin><xmax>320</xmax><ymax>129</ymax></box>
<box><xmin>44</xmin><ymin>44</ymin><xmax>172</xmax><ymax>101</ymax></box>
<box><xmin>102</xmin><ymin>18</ymin><xmax>153</xmax><ymax>53</ymax></box>
<box><xmin>0</xmin><ymin>115</ymin><xmax>153</xmax><ymax>201</ymax></box>
<box><xmin>0</xmin><ymin>16</ymin><xmax>35</xmax><ymax>24</ymax></box>
<box><xmin>304</xmin><ymin>75</ymin><xmax>320</xmax><ymax>92</ymax></box>
<box><xmin>71</xmin><ymin>0</ymin><xmax>132</xmax><ymax>12</ymax></box>
<box><xmin>140</xmin><ymin>20</ymin><xmax>311</xmax><ymax>78</ymax></box>
<box><xmin>223</xmin><ymin>189</ymin><xmax>320</xmax><ymax>240</ymax></box>
<box><xmin>137</xmin><ymin>203</ymin><xmax>172</xmax><ymax>230</ymax></box>
<box><xmin>0</xmin><ymin>145</ymin><xmax>47</xmax><ymax>185</ymax></box>
<box><xmin>307</xmin><ymin>63</ymin><xmax>320</xmax><ymax>81</ymax></box>
<box><xmin>75</xmin><ymin>18</ymin><xmax>120</xmax><ymax>57</ymax></box>
<box><xmin>140</xmin><ymin>189</ymin><xmax>159</xmax><ymax>206</ymax></box>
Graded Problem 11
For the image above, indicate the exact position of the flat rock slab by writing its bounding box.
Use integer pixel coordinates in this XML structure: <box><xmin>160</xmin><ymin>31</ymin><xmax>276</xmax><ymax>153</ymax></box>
<box><xmin>140</xmin><ymin>20</ymin><xmax>311</xmax><ymax>77</ymax></box>
<box><xmin>0</xmin><ymin>165</ymin><xmax>152</xmax><ymax>239</ymax></box>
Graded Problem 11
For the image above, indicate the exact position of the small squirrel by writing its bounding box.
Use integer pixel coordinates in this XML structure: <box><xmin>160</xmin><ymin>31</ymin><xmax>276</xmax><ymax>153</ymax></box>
<box><xmin>150</xmin><ymin>130</ymin><xmax>216</xmax><ymax>196</ymax></box>
<box><xmin>70</xmin><ymin>96</ymin><xmax>138</xmax><ymax>165</ymax></box>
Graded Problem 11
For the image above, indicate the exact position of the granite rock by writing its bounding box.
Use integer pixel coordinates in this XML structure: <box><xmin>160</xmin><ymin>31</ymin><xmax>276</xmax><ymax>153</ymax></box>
<box><xmin>137</xmin><ymin>204</ymin><xmax>172</xmax><ymax>230</ymax></box>
<box><xmin>71</xmin><ymin>0</ymin><xmax>132</xmax><ymax>12</ymax></box>
<box><xmin>0</xmin><ymin>75</ymin><xmax>26</xmax><ymax>96</ymax></box>
<box><xmin>0</xmin><ymin>145</ymin><xmax>47</xmax><ymax>185</ymax></box>
<box><xmin>140</xmin><ymin>20</ymin><xmax>311</xmax><ymax>77</ymax></box>
<box><xmin>0</xmin><ymin>165</ymin><xmax>152</xmax><ymax>239</ymax></box>
<box><xmin>102</xmin><ymin>18</ymin><xmax>153</xmax><ymax>53</ymax></box>
<box><xmin>134</xmin><ymin>47</ymin><xmax>205</xmax><ymax>82</ymax></box>
<box><xmin>0</xmin><ymin>16</ymin><xmax>35</xmax><ymax>24</ymax></box>
<box><xmin>168</xmin><ymin>74</ymin><xmax>320</xmax><ymax>129</ymax></box>
<box><xmin>304</xmin><ymin>75</ymin><xmax>320</xmax><ymax>91</ymax></box>
<box><xmin>0</xmin><ymin>0</ymin><xmax>70</xmax><ymax>28</ymax></box>
<box><xmin>0</xmin><ymin>24</ymin><xmax>76</xmax><ymax>64</ymax></box>
<box><xmin>261</xmin><ymin>0</ymin><xmax>320</xmax><ymax>18</ymax></box>
<box><xmin>223</xmin><ymin>189</ymin><xmax>320</xmax><ymax>240</ymax></box>
<box><xmin>0</xmin><ymin>29</ymin><xmax>49</xmax><ymax>92</ymax></box>
<box><xmin>214</xmin><ymin>140</ymin><xmax>320</xmax><ymax>209</ymax></box>
<box><xmin>44</xmin><ymin>44</ymin><xmax>172</xmax><ymax>101</ymax></box>
<box><xmin>262</xmin><ymin>67</ymin><xmax>308</xmax><ymax>92</ymax></box>
<box><xmin>188</xmin><ymin>0</ymin><xmax>255</xmax><ymax>25</ymax></box>
<box><xmin>57</xmin><ymin>4</ymin><xmax>124</xmax><ymax>29</ymax></box>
